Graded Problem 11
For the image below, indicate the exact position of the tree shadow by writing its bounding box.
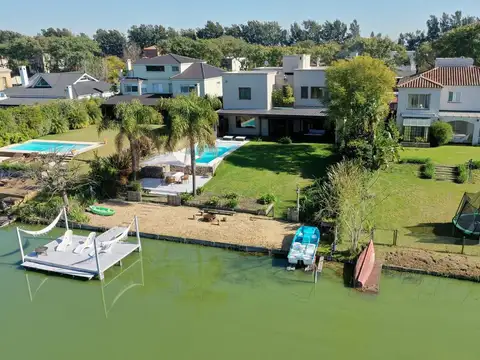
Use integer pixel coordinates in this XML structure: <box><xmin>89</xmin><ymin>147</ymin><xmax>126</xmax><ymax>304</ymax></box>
<box><xmin>406</xmin><ymin>223</ymin><xmax>480</xmax><ymax>245</ymax></box>
<box><xmin>223</xmin><ymin>143</ymin><xmax>339</xmax><ymax>179</ymax></box>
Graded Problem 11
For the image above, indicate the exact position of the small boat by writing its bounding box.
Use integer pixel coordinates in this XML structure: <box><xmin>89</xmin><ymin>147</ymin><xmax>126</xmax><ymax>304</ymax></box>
<box><xmin>89</xmin><ymin>205</ymin><xmax>115</xmax><ymax>217</ymax></box>
<box><xmin>354</xmin><ymin>240</ymin><xmax>375</xmax><ymax>288</ymax></box>
<box><xmin>287</xmin><ymin>226</ymin><xmax>320</xmax><ymax>266</ymax></box>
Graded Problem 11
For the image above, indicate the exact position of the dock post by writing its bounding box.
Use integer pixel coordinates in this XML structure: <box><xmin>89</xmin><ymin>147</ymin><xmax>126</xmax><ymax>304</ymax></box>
<box><xmin>93</xmin><ymin>235</ymin><xmax>102</xmax><ymax>279</ymax></box>
<box><xmin>63</xmin><ymin>207</ymin><xmax>69</xmax><ymax>231</ymax></box>
<box><xmin>16</xmin><ymin>228</ymin><xmax>25</xmax><ymax>263</ymax></box>
<box><xmin>134</xmin><ymin>215</ymin><xmax>142</xmax><ymax>252</ymax></box>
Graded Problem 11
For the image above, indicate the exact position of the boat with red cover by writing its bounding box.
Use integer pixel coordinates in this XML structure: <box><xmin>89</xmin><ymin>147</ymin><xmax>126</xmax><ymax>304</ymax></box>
<box><xmin>354</xmin><ymin>240</ymin><xmax>375</xmax><ymax>288</ymax></box>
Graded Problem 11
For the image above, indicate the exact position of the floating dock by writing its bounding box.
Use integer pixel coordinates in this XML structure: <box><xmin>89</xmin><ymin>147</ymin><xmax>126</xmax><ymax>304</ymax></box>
<box><xmin>17</xmin><ymin>208</ymin><xmax>141</xmax><ymax>280</ymax></box>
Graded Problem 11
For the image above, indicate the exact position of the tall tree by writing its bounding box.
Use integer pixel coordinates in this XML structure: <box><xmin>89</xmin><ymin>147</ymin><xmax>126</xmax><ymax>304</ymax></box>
<box><xmin>426</xmin><ymin>15</ymin><xmax>441</xmax><ymax>41</ymax></box>
<box><xmin>415</xmin><ymin>42</ymin><xmax>436</xmax><ymax>72</ymax></box>
<box><xmin>302</xmin><ymin>20</ymin><xmax>323</xmax><ymax>43</ymax></box>
<box><xmin>94</xmin><ymin>29</ymin><xmax>126</xmax><ymax>57</ymax></box>
<box><xmin>289</xmin><ymin>22</ymin><xmax>306</xmax><ymax>44</ymax></box>
<box><xmin>3</xmin><ymin>36</ymin><xmax>43</xmax><ymax>70</ymax></box>
<box><xmin>224</xmin><ymin>24</ymin><xmax>242</xmax><ymax>38</ymax></box>
<box><xmin>180</xmin><ymin>28</ymin><xmax>198</xmax><ymax>40</ymax></box>
<box><xmin>434</xmin><ymin>23</ymin><xmax>480</xmax><ymax>65</ymax></box>
<box><xmin>197</xmin><ymin>21</ymin><xmax>224</xmax><ymax>39</ymax></box>
<box><xmin>0</xmin><ymin>30</ymin><xmax>23</xmax><ymax>44</ymax></box>
<box><xmin>348</xmin><ymin>19</ymin><xmax>361</xmax><ymax>39</ymax></box>
<box><xmin>240</xmin><ymin>21</ymin><xmax>284</xmax><ymax>46</ymax></box>
<box><xmin>321</xmin><ymin>20</ymin><xmax>348</xmax><ymax>43</ymax></box>
<box><xmin>127</xmin><ymin>24</ymin><xmax>167</xmax><ymax>49</ymax></box>
<box><xmin>40</xmin><ymin>27</ymin><xmax>73</xmax><ymax>37</ymax></box>
<box><xmin>159</xmin><ymin>94</ymin><xmax>218</xmax><ymax>195</ymax></box>
<box><xmin>98</xmin><ymin>99</ymin><xmax>163</xmax><ymax>180</ymax></box>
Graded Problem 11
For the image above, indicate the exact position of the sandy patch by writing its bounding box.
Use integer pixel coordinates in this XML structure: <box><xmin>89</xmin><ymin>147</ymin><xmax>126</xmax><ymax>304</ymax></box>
<box><xmin>87</xmin><ymin>201</ymin><xmax>297</xmax><ymax>250</ymax></box>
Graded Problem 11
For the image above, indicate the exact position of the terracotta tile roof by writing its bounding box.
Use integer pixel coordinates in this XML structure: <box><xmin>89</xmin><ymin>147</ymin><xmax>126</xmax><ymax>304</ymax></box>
<box><xmin>398</xmin><ymin>66</ymin><xmax>480</xmax><ymax>88</ymax></box>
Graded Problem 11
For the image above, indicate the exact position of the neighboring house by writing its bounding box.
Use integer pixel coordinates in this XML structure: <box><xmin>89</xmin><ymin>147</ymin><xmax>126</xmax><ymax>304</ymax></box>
<box><xmin>221</xmin><ymin>57</ymin><xmax>245</xmax><ymax>72</ymax></box>
<box><xmin>0</xmin><ymin>67</ymin><xmax>12</xmax><ymax>91</ymax></box>
<box><xmin>397</xmin><ymin>58</ymin><xmax>480</xmax><ymax>145</ymax></box>
<box><xmin>143</xmin><ymin>46</ymin><xmax>159</xmax><ymax>58</ymax></box>
<box><xmin>0</xmin><ymin>66</ymin><xmax>114</xmax><ymax>107</ymax></box>
<box><xmin>217</xmin><ymin>54</ymin><xmax>328</xmax><ymax>139</ymax></box>
<box><xmin>118</xmin><ymin>53</ymin><xmax>224</xmax><ymax>99</ymax></box>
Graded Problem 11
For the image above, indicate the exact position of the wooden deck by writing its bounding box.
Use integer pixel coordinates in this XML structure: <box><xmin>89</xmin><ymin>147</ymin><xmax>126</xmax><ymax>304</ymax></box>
<box><xmin>21</xmin><ymin>229</ymin><xmax>140</xmax><ymax>280</ymax></box>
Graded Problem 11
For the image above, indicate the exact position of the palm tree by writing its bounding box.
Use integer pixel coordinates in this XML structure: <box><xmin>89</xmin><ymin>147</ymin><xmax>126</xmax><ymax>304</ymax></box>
<box><xmin>98</xmin><ymin>99</ymin><xmax>163</xmax><ymax>181</ymax></box>
<box><xmin>159</xmin><ymin>93</ymin><xmax>218</xmax><ymax>195</ymax></box>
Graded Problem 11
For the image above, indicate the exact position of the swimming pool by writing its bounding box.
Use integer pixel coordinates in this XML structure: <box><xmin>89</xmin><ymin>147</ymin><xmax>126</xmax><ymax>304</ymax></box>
<box><xmin>196</xmin><ymin>143</ymin><xmax>239</xmax><ymax>164</ymax></box>
<box><xmin>1</xmin><ymin>140</ymin><xmax>101</xmax><ymax>155</ymax></box>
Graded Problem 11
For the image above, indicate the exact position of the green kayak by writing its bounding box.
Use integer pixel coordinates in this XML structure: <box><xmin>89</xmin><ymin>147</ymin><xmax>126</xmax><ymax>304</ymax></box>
<box><xmin>89</xmin><ymin>205</ymin><xmax>115</xmax><ymax>216</ymax></box>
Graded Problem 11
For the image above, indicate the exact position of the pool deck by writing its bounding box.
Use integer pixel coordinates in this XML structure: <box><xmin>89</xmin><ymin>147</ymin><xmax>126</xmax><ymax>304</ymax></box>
<box><xmin>21</xmin><ymin>229</ymin><xmax>141</xmax><ymax>280</ymax></box>
<box><xmin>141</xmin><ymin>175</ymin><xmax>212</xmax><ymax>195</ymax></box>
<box><xmin>0</xmin><ymin>139</ymin><xmax>103</xmax><ymax>156</ymax></box>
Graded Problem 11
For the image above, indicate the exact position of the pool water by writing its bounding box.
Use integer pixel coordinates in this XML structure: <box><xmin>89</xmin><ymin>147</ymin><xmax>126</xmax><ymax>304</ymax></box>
<box><xmin>7</xmin><ymin>141</ymin><xmax>91</xmax><ymax>153</ymax></box>
<box><xmin>1</xmin><ymin>225</ymin><xmax>480</xmax><ymax>359</ymax></box>
<box><xmin>196</xmin><ymin>144</ymin><xmax>238</xmax><ymax>164</ymax></box>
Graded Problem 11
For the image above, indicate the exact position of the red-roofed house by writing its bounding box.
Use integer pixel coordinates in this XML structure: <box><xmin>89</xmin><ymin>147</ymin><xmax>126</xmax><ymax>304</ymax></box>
<box><xmin>397</xmin><ymin>58</ymin><xmax>480</xmax><ymax>145</ymax></box>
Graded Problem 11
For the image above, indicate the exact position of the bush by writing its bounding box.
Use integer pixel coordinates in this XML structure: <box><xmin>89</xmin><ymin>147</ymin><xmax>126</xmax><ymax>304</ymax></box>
<box><xmin>400</xmin><ymin>157</ymin><xmax>430</xmax><ymax>165</ymax></box>
<box><xmin>457</xmin><ymin>164</ymin><xmax>469</xmax><ymax>184</ymax></box>
<box><xmin>421</xmin><ymin>159</ymin><xmax>436</xmax><ymax>179</ymax></box>
<box><xmin>205</xmin><ymin>196</ymin><xmax>220</xmax><ymax>207</ymax></box>
<box><xmin>430</xmin><ymin>122</ymin><xmax>453</xmax><ymax>146</ymax></box>
<box><xmin>222</xmin><ymin>192</ymin><xmax>238</xmax><ymax>200</ymax></box>
<box><xmin>196</xmin><ymin>187</ymin><xmax>204</xmax><ymax>195</ymax></box>
<box><xmin>341</xmin><ymin>139</ymin><xmax>374</xmax><ymax>169</ymax></box>
<box><xmin>272</xmin><ymin>85</ymin><xmax>295</xmax><ymax>107</ymax></box>
<box><xmin>130</xmin><ymin>181</ymin><xmax>142</xmax><ymax>192</ymax></box>
<box><xmin>89</xmin><ymin>150</ymin><xmax>132</xmax><ymax>198</ymax></box>
<box><xmin>253</xmin><ymin>137</ymin><xmax>263</xmax><ymax>142</ymax></box>
<box><xmin>278</xmin><ymin>136</ymin><xmax>292</xmax><ymax>144</ymax></box>
<box><xmin>258</xmin><ymin>193</ymin><xmax>276</xmax><ymax>205</ymax></box>
<box><xmin>180</xmin><ymin>192</ymin><xmax>193</xmax><ymax>204</ymax></box>
<box><xmin>225</xmin><ymin>198</ymin><xmax>238</xmax><ymax>209</ymax></box>
<box><xmin>17</xmin><ymin>196</ymin><xmax>89</xmax><ymax>224</ymax></box>
<box><xmin>470</xmin><ymin>160</ymin><xmax>480</xmax><ymax>169</ymax></box>
<box><xmin>0</xmin><ymin>162</ymin><xmax>31</xmax><ymax>172</ymax></box>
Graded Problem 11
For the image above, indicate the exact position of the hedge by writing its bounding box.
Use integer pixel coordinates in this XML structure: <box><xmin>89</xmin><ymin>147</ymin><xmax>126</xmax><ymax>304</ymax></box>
<box><xmin>0</xmin><ymin>99</ymin><xmax>103</xmax><ymax>147</ymax></box>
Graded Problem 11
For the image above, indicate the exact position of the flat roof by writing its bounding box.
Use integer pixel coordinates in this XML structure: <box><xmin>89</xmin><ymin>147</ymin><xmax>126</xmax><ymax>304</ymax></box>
<box><xmin>218</xmin><ymin>107</ymin><xmax>328</xmax><ymax>118</ymax></box>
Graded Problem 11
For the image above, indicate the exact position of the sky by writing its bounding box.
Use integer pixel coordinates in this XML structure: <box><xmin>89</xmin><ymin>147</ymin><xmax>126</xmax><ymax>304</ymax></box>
<box><xmin>2</xmin><ymin>0</ymin><xmax>479</xmax><ymax>39</ymax></box>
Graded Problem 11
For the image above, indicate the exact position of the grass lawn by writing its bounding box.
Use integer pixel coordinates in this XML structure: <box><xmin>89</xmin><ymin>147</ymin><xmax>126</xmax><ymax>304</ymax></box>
<box><xmin>401</xmin><ymin>145</ymin><xmax>480</xmax><ymax>165</ymax></box>
<box><xmin>370</xmin><ymin>164</ymin><xmax>480</xmax><ymax>255</ymax></box>
<box><xmin>203</xmin><ymin>142</ymin><xmax>337</xmax><ymax>217</ymax></box>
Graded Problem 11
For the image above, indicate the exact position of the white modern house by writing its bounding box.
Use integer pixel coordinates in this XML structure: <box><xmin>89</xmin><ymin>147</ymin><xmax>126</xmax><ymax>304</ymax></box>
<box><xmin>119</xmin><ymin>53</ymin><xmax>224</xmax><ymax>98</ymax></box>
<box><xmin>397</xmin><ymin>58</ymin><xmax>480</xmax><ymax>145</ymax></box>
<box><xmin>218</xmin><ymin>54</ymin><xmax>328</xmax><ymax>139</ymax></box>
<box><xmin>0</xmin><ymin>66</ymin><xmax>114</xmax><ymax>107</ymax></box>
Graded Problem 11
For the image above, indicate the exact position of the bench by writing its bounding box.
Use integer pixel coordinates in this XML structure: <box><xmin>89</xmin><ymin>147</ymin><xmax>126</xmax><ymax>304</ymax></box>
<box><xmin>201</xmin><ymin>208</ymin><xmax>236</xmax><ymax>216</ymax></box>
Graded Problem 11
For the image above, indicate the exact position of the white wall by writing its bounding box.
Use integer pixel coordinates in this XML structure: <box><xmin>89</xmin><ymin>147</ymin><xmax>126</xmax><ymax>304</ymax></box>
<box><xmin>440</xmin><ymin>86</ymin><xmax>480</xmax><ymax>111</ymax></box>
<box><xmin>222</xmin><ymin>72</ymin><xmax>274</xmax><ymax>110</ymax></box>
<box><xmin>226</xmin><ymin>115</ymin><xmax>262</xmax><ymax>136</ymax></box>
<box><xmin>171</xmin><ymin>80</ymin><xmax>201</xmax><ymax>97</ymax></box>
<box><xmin>396</xmin><ymin>88</ymin><xmax>442</xmax><ymax>126</ymax></box>
<box><xmin>293</xmin><ymin>69</ymin><xmax>327</xmax><ymax>107</ymax></box>
<box><xmin>204</xmin><ymin>77</ymin><xmax>223</xmax><ymax>97</ymax></box>
<box><xmin>132</xmin><ymin>64</ymin><xmax>181</xmax><ymax>80</ymax></box>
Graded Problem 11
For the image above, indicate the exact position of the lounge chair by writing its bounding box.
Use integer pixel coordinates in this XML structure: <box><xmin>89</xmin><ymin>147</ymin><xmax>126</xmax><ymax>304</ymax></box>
<box><xmin>222</xmin><ymin>135</ymin><xmax>234</xmax><ymax>141</ymax></box>
<box><xmin>88</xmin><ymin>227</ymin><xmax>128</xmax><ymax>257</ymax></box>
<box><xmin>73</xmin><ymin>232</ymin><xmax>96</xmax><ymax>254</ymax></box>
<box><xmin>56</xmin><ymin>229</ymin><xmax>73</xmax><ymax>252</ymax></box>
<box><xmin>234</xmin><ymin>136</ymin><xmax>246</xmax><ymax>141</ymax></box>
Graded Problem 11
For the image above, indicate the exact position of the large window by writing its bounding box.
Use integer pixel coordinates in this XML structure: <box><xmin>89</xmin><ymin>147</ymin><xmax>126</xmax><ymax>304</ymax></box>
<box><xmin>448</xmin><ymin>91</ymin><xmax>461</xmax><ymax>103</ymax></box>
<box><xmin>238</xmin><ymin>87</ymin><xmax>251</xmax><ymax>100</ymax></box>
<box><xmin>403</xmin><ymin>126</ymin><xmax>428</xmax><ymax>142</ymax></box>
<box><xmin>180</xmin><ymin>85</ymin><xmax>196</xmax><ymax>93</ymax></box>
<box><xmin>33</xmin><ymin>77</ymin><xmax>51</xmax><ymax>88</ymax></box>
<box><xmin>311</xmin><ymin>87</ymin><xmax>325</xmax><ymax>100</ymax></box>
<box><xmin>171</xmin><ymin>65</ymin><xmax>179</xmax><ymax>72</ymax></box>
<box><xmin>301</xmin><ymin>86</ymin><xmax>308</xmax><ymax>99</ymax></box>
<box><xmin>236</xmin><ymin>116</ymin><xmax>256</xmax><ymax>128</ymax></box>
<box><xmin>124</xmin><ymin>84</ymin><xmax>138</xmax><ymax>93</ymax></box>
<box><xmin>146</xmin><ymin>65</ymin><xmax>165</xmax><ymax>72</ymax></box>
<box><xmin>408</xmin><ymin>94</ymin><xmax>430</xmax><ymax>109</ymax></box>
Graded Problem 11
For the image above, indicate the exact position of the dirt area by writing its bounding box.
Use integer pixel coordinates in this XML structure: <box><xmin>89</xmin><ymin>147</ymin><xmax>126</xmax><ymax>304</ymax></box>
<box><xmin>382</xmin><ymin>248</ymin><xmax>480</xmax><ymax>278</ymax></box>
<box><xmin>87</xmin><ymin>201</ymin><xmax>296</xmax><ymax>250</ymax></box>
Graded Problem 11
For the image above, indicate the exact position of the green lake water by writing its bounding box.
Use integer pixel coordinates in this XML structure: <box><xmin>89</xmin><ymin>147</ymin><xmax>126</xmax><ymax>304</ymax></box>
<box><xmin>1</xmin><ymin>225</ymin><xmax>480</xmax><ymax>359</ymax></box>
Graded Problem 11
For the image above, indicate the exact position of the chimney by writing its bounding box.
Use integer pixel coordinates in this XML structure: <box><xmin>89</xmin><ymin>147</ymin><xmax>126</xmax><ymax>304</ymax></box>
<box><xmin>19</xmin><ymin>66</ymin><xmax>29</xmax><ymax>87</ymax></box>
<box><xmin>137</xmin><ymin>79</ymin><xmax>142</xmax><ymax>96</ymax></box>
<box><xmin>126</xmin><ymin>59</ymin><xmax>132</xmax><ymax>71</ymax></box>
<box><xmin>65</xmin><ymin>85</ymin><xmax>73</xmax><ymax>99</ymax></box>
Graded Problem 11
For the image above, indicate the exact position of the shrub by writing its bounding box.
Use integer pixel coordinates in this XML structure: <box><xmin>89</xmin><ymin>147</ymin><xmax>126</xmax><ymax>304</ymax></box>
<box><xmin>400</xmin><ymin>157</ymin><xmax>430</xmax><ymax>165</ymax></box>
<box><xmin>0</xmin><ymin>162</ymin><xmax>31</xmax><ymax>172</ymax></box>
<box><xmin>278</xmin><ymin>136</ymin><xmax>292</xmax><ymax>144</ymax></box>
<box><xmin>430</xmin><ymin>122</ymin><xmax>453</xmax><ymax>146</ymax></box>
<box><xmin>180</xmin><ymin>192</ymin><xmax>193</xmax><ymax>204</ymax></box>
<box><xmin>258</xmin><ymin>193</ymin><xmax>275</xmax><ymax>205</ymax></box>
<box><xmin>130</xmin><ymin>181</ymin><xmax>142</xmax><ymax>192</ymax></box>
<box><xmin>470</xmin><ymin>160</ymin><xmax>480</xmax><ymax>170</ymax></box>
<box><xmin>272</xmin><ymin>85</ymin><xmax>295</xmax><ymax>107</ymax></box>
<box><xmin>59</xmin><ymin>100</ymin><xmax>90</xmax><ymax>129</ymax></box>
<box><xmin>457</xmin><ymin>164</ymin><xmax>469</xmax><ymax>184</ymax></box>
<box><xmin>205</xmin><ymin>196</ymin><xmax>220</xmax><ymax>207</ymax></box>
<box><xmin>222</xmin><ymin>192</ymin><xmax>238</xmax><ymax>200</ymax></box>
<box><xmin>89</xmin><ymin>150</ymin><xmax>132</xmax><ymax>198</ymax></box>
<box><xmin>17</xmin><ymin>196</ymin><xmax>88</xmax><ymax>224</ymax></box>
<box><xmin>225</xmin><ymin>198</ymin><xmax>238</xmax><ymax>209</ymax></box>
<box><xmin>421</xmin><ymin>159</ymin><xmax>436</xmax><ymax>179</ymax></box>
<box><xmin>196</xmin><ymin>187</ymin><xmax>204</xmax><ymax>195</ymax></box>
<box><xmin>84</xmin><ymin>99</ymin><xmax>103</xmax><ymax>124</ymax></box>
<box><xmin>341</xmin><ymin>139</ymin><xmax>374</xmax><ymax>169</ymax></box>
<box><xmin>253</xmin><ymin>137</ymin><xmax>263</xmax><ymax>142</ymax></box>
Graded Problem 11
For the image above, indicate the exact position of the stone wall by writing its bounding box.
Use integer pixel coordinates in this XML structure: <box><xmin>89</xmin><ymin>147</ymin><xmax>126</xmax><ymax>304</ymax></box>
<box><xmin>140</xmin><ymin>165</ymin><xmax>169</xmax><ymax>178</ymax></box>
<box><xmin>170</xmin><ymin>165</ymin><xmax>213</xmax><ymax>177</ymax></box>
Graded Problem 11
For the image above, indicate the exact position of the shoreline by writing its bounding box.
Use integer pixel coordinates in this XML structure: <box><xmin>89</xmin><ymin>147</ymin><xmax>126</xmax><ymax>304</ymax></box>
<box><xmin>46</xmin><ymin>219</ymin><xmax>480</xmax><ymax>284</ymax></box>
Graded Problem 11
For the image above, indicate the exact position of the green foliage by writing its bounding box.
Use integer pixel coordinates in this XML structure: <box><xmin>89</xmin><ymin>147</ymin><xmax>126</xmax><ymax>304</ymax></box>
<box><xmin>205</xmin><ymin>196</ymin><xmax>220</xmax><ymax>207</ymax></box>
<box><xmin>430</xmin><ymin>122</ymin><xmax>453</xmax><ymax>146</ymax></box>
<box><xmin>278</xmin><ymin>136</ymin><xmax>292</xmax><ymax>144</ymax></box>
<box><xmin>422</xmin><ymin>159</ymin><xmax>436</xmax><ymax>179</ymax></box>
<box><xmin>457</xmin><ymin>164</ymin><xmax>468</xmax><ymax>184</ymax></box>
<box><xmin>258</xmin><ymin>193</ymin><xmax>276</xmax><ymax>205</ymax></box>
<box><xmin>253</xmin><ymin>137</ymin><xmax>263</xmax><ymax>142</ymax></box>
<box><xmin>17</xmin><ymin>196</ymin><xmax>89</xmax><ymax>224</ymax></box>
<box><xmin>222</xmin><ymin>192</ymin><xmax>239</xmax><ymax>200</ymax></box>
<box><xmin>59</xmin><ymin>100</ymin><xmax>90</xmax><ymax>129</ymax></box>
<box><xmin>272</xmin><ymin>85</ymin><xmax>295</xmax><ymax>107</ymax></box>
<box><xmin>196</xmin><ymin>187</ymin><xmax>204</xmax><ymax>195</ymax></box>
<box><xmin>89</xmin><ymin>150</ymin><xmax>132</xmax><ymax>198</ymax></box>
<box><xmin>341</xmin><ymin>139</ymin><xmax>374</xmax><ymax>169</ymax></box>
<box><xmin>0</xmin><ymin>162</ymin><xmax>31</xmax><ymax>172</ymax></box>
<box><xmin>130</xmin><ymin>181</ymin><xmax>142</xmax><ymax>192</ymax></box>
<box><xmin>180</xmin><ymin>192</ymin><xmax>194</xmax><ymax>204</ymax></box>
<box><xmin>225</xmin><ymin>198</ymin><xmax>239</xmax><ymax>209</ymax></box>
<box><xmin>470</xmin><ymin>160</ymin><xmax>480</xmax><ymax>170</ymax></box>
<box><xmin>400</xmin><ymin>157</ymin><xmax>430</xmax><ymax>165</ymax></box>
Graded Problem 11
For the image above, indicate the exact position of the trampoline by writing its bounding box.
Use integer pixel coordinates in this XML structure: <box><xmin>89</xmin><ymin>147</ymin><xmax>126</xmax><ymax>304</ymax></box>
<box><xmin>452</xmin><ymin>192</ymin><xmax>480</xmax><ymax>236</ymax></box>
